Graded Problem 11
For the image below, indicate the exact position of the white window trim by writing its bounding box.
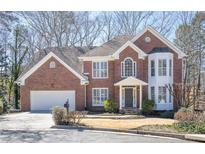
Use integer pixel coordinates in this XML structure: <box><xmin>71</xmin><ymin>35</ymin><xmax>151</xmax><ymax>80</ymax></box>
<box><xmin>92</xmin><ymin>61</ymin><xmax>108</xmax><ymax>79</ymax></box>
<box><xmin>157</xmin><ymin>86</ymin><xmax>168</xmax><ymax>104</ymax></box>
<box><xmin>158</xmin><ymin>59</ymin><xmax>167</xmax><ymax>76</ymax></box>
<box><xmin>121</xmin><ymin>57</ymin><xmax>137</xmax><ymax>78</ymax></box>
<box><xmin>92</xmin><ymin>88</ymin><xmax>109</xmax><ymax>107</ymax></box>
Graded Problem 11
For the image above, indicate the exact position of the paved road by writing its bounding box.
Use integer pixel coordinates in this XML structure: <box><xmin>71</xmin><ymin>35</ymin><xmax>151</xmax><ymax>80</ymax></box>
<box><xmin>0</xmin><ymin>113</ymin><xmax>194</xmax><ymax>143</ymax></box>
<box><xmin>0</xmin><ymin>129</ymin><xmax>192</xmax><ymax>143</ymax></box>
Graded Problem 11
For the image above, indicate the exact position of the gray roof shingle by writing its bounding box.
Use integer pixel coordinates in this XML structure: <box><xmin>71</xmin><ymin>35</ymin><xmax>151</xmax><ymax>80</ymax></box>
<box><xmin>81</xmin><ymin>35</ymin><xmax>134</xmax><ymax>57</ymax></box>
<box><xmin>18</xmin><ymin>35</ymin><xmax>134</xmax><ymax>81</ymax></box>
<box><xmin>18</xmin><ymin>47</ymin><xmax>89</xmax><ymax>80</ymax></box>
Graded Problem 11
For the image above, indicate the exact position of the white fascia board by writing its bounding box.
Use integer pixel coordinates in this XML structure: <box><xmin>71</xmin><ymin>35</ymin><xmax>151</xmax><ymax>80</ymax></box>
<box><xmin>18</xmin><ymin>52</ymin><xmax>87</xmax><ymax>85</ymax></box>
<box><xmin>131</xmin><ymin>26</ymin><xmax>187</xmax><ymax>59</ymax></box>
<box><xmin>112</xmin><ymin>41</ymin><xmax>147</xmax><ymax>59</ymax></box>
<box><xmin>78</xmin><ymin>55</ymin><xmax>114</xmax><ymax>61</ymax></box>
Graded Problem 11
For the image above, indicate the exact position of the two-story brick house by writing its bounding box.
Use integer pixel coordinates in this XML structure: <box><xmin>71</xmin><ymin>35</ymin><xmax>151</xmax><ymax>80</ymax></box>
<box><xmin>17</xmin><ymin>26</ymin><xmax>186</xmax><ymax>112</ymax></box>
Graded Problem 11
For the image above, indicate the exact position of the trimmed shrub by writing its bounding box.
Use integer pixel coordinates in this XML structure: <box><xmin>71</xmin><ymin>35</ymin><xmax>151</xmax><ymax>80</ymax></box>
<box><xmin>52</xmin><ymin>106</ymin><xmax>64</xmax><ymax>125</ymax></box>
<box><xmin>104</xmin><ymin>100</ymin><xmax>118</xmax><ymax>113</ymax></box>
<box><xmin>174</xmin><ymin>107</ymin><xmax>199</xmax><ymax>121</ymax></box>
<box><xmin>142</xmin><ymin>99</ymin><xmax>154</xmax><ymax>115</ymax></box>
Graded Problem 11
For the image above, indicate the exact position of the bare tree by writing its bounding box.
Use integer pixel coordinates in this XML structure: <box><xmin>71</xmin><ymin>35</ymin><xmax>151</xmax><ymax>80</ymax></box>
<box><xmin>148</xmin><ymin>12</ymin><xmax>178</xmax><ymax>37</ymax></box>
<box><xmin>166</xmin><ymin>83</ymin><xmax>198</xmax><ymax>110</ymax></box>
<box><xmin>100</xmin><ymin>12</ymin><xmax>120</xmax><ymax>42</ymax></box>
<box><xmin>113</xmin><ymin>11</ymin><xmax>153</xmax><ymax>35</ymax></box>
<box><xmin>8</xmin><ymin>25</ymin><xmax>28</xmax><ymax>109</ymax></box>
<box><xmin>19</xmin><ymin>11</ymin><xmax>75</xmax><ymax>47</ymax></box>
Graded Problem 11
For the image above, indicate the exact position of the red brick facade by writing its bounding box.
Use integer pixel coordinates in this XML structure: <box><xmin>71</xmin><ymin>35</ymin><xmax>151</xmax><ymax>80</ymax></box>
<box><xmin>83</xmin><ymin>32</ymin><xmax>182</xmax><ymax>111</ymax></box>
<box><xmin>20</xmin><ymin>57</ymin><xmax>85</xmax><ymax>111</ymax></box>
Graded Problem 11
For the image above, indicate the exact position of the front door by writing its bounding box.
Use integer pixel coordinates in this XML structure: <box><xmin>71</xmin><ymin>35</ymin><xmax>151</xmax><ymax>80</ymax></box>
<box><xmin>125</xmin><ymin>88</ymin><xmax>133</xmax><ymax>107</ymax></box>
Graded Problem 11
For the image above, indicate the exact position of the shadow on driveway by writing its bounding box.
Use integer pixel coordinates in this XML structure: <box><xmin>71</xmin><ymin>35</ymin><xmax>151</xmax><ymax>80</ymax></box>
<box><xmin>0</xmin><ymin>130</ymin><xmax>42</xmax><ymax>143</ymax></box>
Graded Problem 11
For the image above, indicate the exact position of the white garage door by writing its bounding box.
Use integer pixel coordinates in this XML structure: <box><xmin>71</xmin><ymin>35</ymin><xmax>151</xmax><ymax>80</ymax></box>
<box><xmin>30</xmin><ymin>90</ymin><xmax>75</xmax><ymax>111</ymax></box>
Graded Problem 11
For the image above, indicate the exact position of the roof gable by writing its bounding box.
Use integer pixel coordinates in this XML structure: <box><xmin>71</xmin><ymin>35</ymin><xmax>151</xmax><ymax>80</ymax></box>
<box><xmin>112</xmin><ymin>41</ymin><xmax>147</xmax><ymax>59</ymax></box>
<box><xmin>17</xmin><ymin>52</ymin><xmax>88</xmax><ymax>85</ymax></box>
<box><xmin>131</xmin><ymin>26</ymin><xmax>186</xmax><ymax>58</ymax></box>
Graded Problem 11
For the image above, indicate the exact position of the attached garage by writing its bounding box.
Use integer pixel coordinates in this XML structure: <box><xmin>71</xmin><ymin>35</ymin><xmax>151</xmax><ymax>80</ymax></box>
<box><xmin>30</xmin><ymin>90</ymin><xmax>75</xmax><ymax>112</ymax></box>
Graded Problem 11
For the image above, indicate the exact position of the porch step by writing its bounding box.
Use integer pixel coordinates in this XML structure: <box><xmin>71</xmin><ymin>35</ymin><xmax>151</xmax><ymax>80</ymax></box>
<box><xmin>120</xmin><ymin>108</ymin><xmax>141</xmax><ymax>115</ymax></box>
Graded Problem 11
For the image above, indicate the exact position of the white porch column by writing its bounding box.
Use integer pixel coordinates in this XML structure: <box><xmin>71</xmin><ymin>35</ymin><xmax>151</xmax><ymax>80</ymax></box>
<box><xmin>119</xmin><ymin>85</ymin><xmax>122</xmax><ymax>110</ymax></box>
<box><xmin>139</xmin><ymin>85</ymin><xmax>142</xmax><ymax>110</ymax></box>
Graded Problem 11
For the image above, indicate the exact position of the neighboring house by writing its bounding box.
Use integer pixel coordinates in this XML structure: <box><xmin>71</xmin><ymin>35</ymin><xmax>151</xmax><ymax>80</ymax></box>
<box><xmin>17</xmin><ymin>26</ymin><xmax>186</xmax><ymax>112</ymax></box>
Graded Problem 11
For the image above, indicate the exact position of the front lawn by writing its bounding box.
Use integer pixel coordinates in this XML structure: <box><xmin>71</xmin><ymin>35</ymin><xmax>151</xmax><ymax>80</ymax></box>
<box><xmin>81</xmin><ymin>118</ymin><xmax>176</xmax><ymax>130</ymax></box>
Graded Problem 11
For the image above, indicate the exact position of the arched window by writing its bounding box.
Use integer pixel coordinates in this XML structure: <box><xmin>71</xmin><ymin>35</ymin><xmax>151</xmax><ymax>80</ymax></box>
<box><xmin>49</xmin><ymin>61</ymin><xmax>56</xmax><ymax>69</ymax></box>
<box><xmin>121</xmin><ymin>58</ymin><xmax>136</xmax><ymax>77</ymax></box>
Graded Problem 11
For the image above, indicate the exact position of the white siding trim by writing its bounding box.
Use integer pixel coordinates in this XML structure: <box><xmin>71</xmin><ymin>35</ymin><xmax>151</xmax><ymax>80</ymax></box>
<box><xmin>112</xmin><ymin>41</ymin><xmax>147</xmax><ymax>59</ymax></box>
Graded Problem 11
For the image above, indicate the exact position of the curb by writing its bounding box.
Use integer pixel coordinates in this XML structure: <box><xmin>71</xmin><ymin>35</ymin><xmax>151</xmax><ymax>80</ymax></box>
<box><xmin>185</xmin><ymin>134</ymin><xmax>205</xmax><ymax>142</ymax></box>
<box><xmin>51</xmin><ymin>125</ymin><xmax>186</xmax><ymax>140</ymax></box>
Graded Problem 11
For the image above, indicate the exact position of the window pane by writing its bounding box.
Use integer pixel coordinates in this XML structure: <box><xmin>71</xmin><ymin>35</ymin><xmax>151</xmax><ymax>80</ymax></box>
<box><xmin>151</xmin><ymin>60</ymin><xmax>155</xmax><ymax>76</ymax></box>
<box><xmin>151</xmin><ymin>87</ymin><xmax>155</xmax><ymax>101</ymax></box>
<box><xmin>158</xmin><ymin>59</ymin><xmax>166</xmax><ymax>76</ymax></box>
<box><xmin>158</xmin><ymin>86</ymin><xmax>166</xmax><ymax>103</ymax></box>
<box><xmin>93</xmin><ymin>62</ymin><xmax>108</xmax><ymax>78</ymax></box>
<box><xmin>92</xmin><ymin>88</ymin><xmax>108</xmax><ymax>106</ymax></box>
<box><xmin>123</xmin><ymin>58</ymin><xmax>134</xmax><ymax>77</ymax></box>
<box><xmin>169</xmin><ymin>90</ymin><xmax>172</xmax><ymax>103</ymax></box>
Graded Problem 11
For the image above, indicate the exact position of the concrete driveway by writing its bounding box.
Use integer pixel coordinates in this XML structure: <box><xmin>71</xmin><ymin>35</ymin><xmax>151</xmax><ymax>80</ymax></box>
<box><xmin>0</xmin><ymin>112</ymin><xmax>53</xmax><ymax>130</ymax></box>
<box><xmin>0</xmin><ymin>112</ymin><xmax>194</xmax><ymax>143</ymax></box>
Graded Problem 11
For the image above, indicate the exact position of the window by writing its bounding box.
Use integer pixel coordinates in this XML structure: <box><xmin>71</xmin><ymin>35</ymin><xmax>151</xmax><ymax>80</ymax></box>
<box><xmin>151</xmin><ymin>87</ymin><xmax>155</xmax><ymax>101</ymax></box>
<box><xmin>169</xmin><ymin>90</ymin><xmax>172</xmax><ymax>103</ymax></box>
<box><xmin>93</xmin><ymin>61</ymin><xmax>108</xmax><ymax>78</ymax></box>
<box><xmin>151</xmin><ymin>60</ymin><xmax>155</xmax><ymax>76</ymax></box>
<box><xmin>158</xmin><ymin>59</ymin><xmax>166</xmax><ymax>76</ymax></box>
<box><xmin>158</xmin><ymin>86</ymin><xmax>167</xmax><ymax>103</ymax></box>
<box><xmin>92</xmin><ymin>88</ymin><xmax>108</xmax><ymax>106</ymax></box>
<box><xmin>121</xmin><ymin>58</ymin><xmax>136</xmax><ymax>77</ymax></box>
<box><xmin>169</xmin><ymin>59</ymin><xmax>172</xmax><ymax>76</ymax></box>
<box><xmin>49</xmin><ymin>61</ymin><xmax>56</xmax><ymax>68</ymax></box>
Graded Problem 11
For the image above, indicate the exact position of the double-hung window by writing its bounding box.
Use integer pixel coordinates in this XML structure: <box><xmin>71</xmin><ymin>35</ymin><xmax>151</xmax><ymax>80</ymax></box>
<box><xmin>92</xmin><ymin>88</ymin><xmax>108</xmax><ymax>106</ymax></box>
<box><xmin>158</xmin><ymin>59</ymin><xmax>167</xmax><ymax>76</ymax></box>
<box><xmin>158</xmin><ymin>86</ymin><xmax>167</xmax><ymax>103</ymax></box>
<box><xmin>93</xmin><ymin>61</ymin><xmax>108</xmax><ymax>78</ymax></box>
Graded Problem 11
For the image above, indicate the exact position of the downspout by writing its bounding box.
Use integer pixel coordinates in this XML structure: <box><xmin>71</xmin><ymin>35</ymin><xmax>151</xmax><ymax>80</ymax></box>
<box><xmin>84</xmin><ymin>84</ymin><xmax>87</xmax><ymax>110</ymax></box>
